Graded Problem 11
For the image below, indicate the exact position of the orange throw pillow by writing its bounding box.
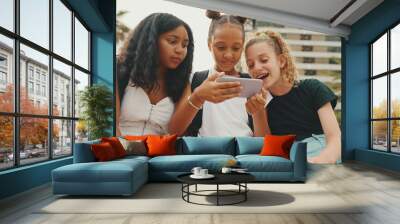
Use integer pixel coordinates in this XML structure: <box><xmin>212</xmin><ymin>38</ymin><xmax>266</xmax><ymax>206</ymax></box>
<box><xmin>91</xmin><ymin>142</ymin><xmax>117</xmax><ymax>161</ymax></box>
<box><xmin>101</xmin><ymin>137</ymin><xmax>126</xmax><ymax>158</ymax></box>
<box><xmin>260</xmin><ymin>134</ymin><xmax>296</xmax><ymax>159</ymax></box>
<box><xmin>146</xmin><ymin>134</ymin><xmax>177</xmax><ymax>157</ymax></box>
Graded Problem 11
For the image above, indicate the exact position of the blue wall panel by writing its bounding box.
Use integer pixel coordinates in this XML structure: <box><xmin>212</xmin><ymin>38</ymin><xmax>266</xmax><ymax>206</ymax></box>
<box><xmin>342</xmin><ymin>44</ymin><xmax>369</xmax><ymax>159</ymax></box>
<box><xmin>344</xmin><ymin>0</ymin><xmax>400</xmax><ymax>171</ymax></box>
<box><xmin>0</xmin><ymin>158</ymin><xmax>72</xmax><ymax>199</ymax></box>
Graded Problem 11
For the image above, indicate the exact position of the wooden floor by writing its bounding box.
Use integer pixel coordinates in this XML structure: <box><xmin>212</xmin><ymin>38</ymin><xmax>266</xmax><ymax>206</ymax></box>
<box><xmin>1</xmin><ymin>162</ymin><xmax>400</xmax><ymax>224</ymax></box>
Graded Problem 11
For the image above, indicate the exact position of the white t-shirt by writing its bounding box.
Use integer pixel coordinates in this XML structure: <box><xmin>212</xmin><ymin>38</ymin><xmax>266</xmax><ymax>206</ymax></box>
<box><xmin>119</xmin><ymin>85</ymin><xmax>174</xmax><ymax>135</ymax></box>
<box><xmin>196</xmin><ymin>69</ymin><xmax>253</xmax><ymax>137</ymax></box>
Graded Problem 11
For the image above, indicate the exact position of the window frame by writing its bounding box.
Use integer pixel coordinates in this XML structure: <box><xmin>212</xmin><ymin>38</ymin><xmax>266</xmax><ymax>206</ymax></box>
<box><xmin>0</xmin><ymin>0</ymin><xmax>92</xmax><ymax>171</ymax></box>
<box><xmin>370</xmin><ymin>20</ymin><xmax>400</xmax><ymax>154</ymax></box>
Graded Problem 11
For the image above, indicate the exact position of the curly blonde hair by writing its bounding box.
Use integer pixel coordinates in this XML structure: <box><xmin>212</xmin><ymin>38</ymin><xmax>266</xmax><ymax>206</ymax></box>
<box><xmin>245</xmin><ymin>31</ymin><xmax>298</xmax><ymax>84</ymax></box>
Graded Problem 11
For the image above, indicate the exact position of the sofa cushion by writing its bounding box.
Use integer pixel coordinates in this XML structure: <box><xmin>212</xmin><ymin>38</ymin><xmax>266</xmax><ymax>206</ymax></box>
<box><xmin>236</xmin><ymin>155</ymin><xmax>293</xmax><ymax>172</ymax></box>
<box><xmin>178</xmin><ymin>137</ymin><xmax>236</xmax><ymax>155</ymax></box>
<box><xmin>101</xmin><ymin>137</ymin><xmax>127</xmax><ymax>158</ymax></box>
<box><xmin>147</xmin><ymin>134</ymin><xmax>177</xmax><ymax>157</ymax></box>
<box><xmin>52</xmin><ymin>158</ymin><xmax>147</xmax><ymax>183</ymax></box>
<box><xmin>235</xmin><ymin>137</ymin><xmax>263</xmax><ymax>155</ymax></box>
<box><xmin>260</xmin><ymin>135</ymin><xmax>296</xmax><ymax>159</ymax></box>
<box><xmin>91</xmin><ymin>142</ymin><xmax>118</xmax><ymax>161</ymax></box>
<box><xmin>115</xmin><ymin>155</ymin><xmax>150</xmax><ymax>163</ymax></box>
<box><xmin>118</xmin><ymin>138</ymin><xmax>147</xmax><ymax>156</ymax></box>
<box><xmin>148</xmin><ymin>154</ymin><xmax>235</xmax><ymax>172</ymax></box>
<box><xmin>73</xmin><ymin>140</ymin><xmax>100</xmax><ymax>163</ymax></box>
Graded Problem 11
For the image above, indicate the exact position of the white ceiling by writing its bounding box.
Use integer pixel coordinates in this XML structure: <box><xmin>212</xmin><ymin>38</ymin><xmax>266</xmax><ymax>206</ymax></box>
<box><xmin>166</xmin><ymin>0</ymin><xmax>384</xmax><ymax>37</ymax></box>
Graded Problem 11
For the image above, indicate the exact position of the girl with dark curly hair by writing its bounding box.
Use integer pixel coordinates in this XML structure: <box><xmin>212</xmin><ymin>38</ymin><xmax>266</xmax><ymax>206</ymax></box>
<box><xmin>116</xmin><ymin>13</ymin><xmax>194</xmax><ymax>135</ymax></box>
<box><xmin>168</xmin><ymin>10</ymin><xmax>269</xmax><ymax>137</ymax></box>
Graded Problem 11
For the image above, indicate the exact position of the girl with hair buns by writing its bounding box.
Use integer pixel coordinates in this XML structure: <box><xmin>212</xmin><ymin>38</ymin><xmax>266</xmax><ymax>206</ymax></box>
<box><xmin>245</xmin><ymin>31</ymin><xmax>341</xmax><ymax>164</ymax></box>
<box><xmin>116</xmin><ymin>13</ymin><xmax>194</xmax><ymax>136</ymax></box>
<box><xmin>168</xmin><ymin>10</ymin><xmax>269</xmax><ymax>137</ymax></box>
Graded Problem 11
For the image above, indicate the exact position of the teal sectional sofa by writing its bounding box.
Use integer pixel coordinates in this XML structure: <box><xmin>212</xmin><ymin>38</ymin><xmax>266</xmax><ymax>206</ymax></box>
<box><xmin>52</xmin><ymin>137</ymin><xmax>307</xmax><ymax>196</ymax></box>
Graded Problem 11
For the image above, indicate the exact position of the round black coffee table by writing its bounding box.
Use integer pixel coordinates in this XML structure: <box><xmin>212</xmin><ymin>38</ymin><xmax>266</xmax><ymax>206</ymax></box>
<box><xmin>177</xmin><ymin>173</ymin><xmax>255</xmax><ymax>206</ymax></box>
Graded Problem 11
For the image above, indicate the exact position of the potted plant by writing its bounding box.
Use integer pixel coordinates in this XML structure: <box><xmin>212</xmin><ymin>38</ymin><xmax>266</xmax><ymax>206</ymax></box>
<box><xmin>79</xmin><ymin>84</ymin><xmax>113</xmax><ymax>140</ymax></box>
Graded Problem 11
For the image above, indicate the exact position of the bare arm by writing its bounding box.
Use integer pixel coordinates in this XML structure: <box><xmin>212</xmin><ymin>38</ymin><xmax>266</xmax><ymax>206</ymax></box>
<box><xmin>252</xmin><ymin>110</ymin><xmax>269</xmax><ymax>136</ymax></box>
<box><xmin>308</xmin><ymin>102</ymin><xmax>341</xmax><ymax>164</ymax></box>
<box><xmin>168</xmin><ymin>85</ymin><xmax>200</xmax><ymax>136</ymax></box>
<box><xmin>245</xmin><ymin>89</ymin><xmax>271</xmax><ymax>136</ymax></box>
<box><xmin>168</xmin><ymin>72</ymin><xmax>242</xmax><ymax>136</ymax></box>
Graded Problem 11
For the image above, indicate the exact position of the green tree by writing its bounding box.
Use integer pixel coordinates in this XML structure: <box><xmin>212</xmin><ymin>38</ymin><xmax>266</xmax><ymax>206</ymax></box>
<box><xmin>372</xmin><ymin>100</ymin><xmax>387</xmax><ymax>138</ymax></box>
<box><xmin>0</xmin><ymin>85</ymin><xmax>59</xmax><ymax>149</ymax></box>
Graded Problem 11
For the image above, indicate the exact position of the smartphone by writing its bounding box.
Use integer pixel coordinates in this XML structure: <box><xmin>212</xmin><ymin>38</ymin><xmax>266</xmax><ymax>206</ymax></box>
<box><xmin>216</xmin><ymin>75</ymin><xmax>263</xmax><ymax>98</ymax></box>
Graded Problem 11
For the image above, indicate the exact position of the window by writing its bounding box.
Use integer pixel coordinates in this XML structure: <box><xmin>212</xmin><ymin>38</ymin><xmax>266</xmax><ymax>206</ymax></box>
<box><xmin>53</xmin><ymin>59</ymin><xmax>72</xmax><ymax>116</ymax></box>
<box><xmin>36</xmin><ymin>83</ymin><xmax>40</xmax><ymax>95</ymax></box>
<box><xmin>303</xmin><ymin>57</ymin><xmax>315</xmax><ymax>63</ymax></box>
<box><xmin>327</xmin><ymin>47</ymin><xmax>341</xmax><ymax>52</ymax></box>
<box><xmin>20</xmin><ymin>0</ymin><xmax>49</xmax><ymax>49</ymax></box>
<box><xmin>302</xmin><ymin>46</ymin><xmax>313</xmax><ymax>51</ymax></box>
<box><xmin>0</xmin><ymin>54</ymin><xmax>7</xmax><ymax>86</ymax></box>
<box><xmin>28</xmin><ymin>67</ymin><xmax>34</xmax><ymax>80</ymax></box>
<box><xmin>326</xmin><ymin>36</ymin><xmax>340</xmax><ymax>41</ymax></box>
<box><xmin>42</xmin><ymin>85</ymin><xmax>46</xmax><ymax>97</ymax></box>
<box><xmin>0</xmin><ymin>0</ymin><xmax>91</xmax><ymax>170</ymax></box>
<box><xmin>28</xmin><ymin>81</ymin><xmax>34</xmax><ymax>94</ymax></box>
<box><xmin>35</xmin><ymin>70</ymin><xmax>41</xmax><ymax>81</ymax></box>
<box><xmin>329</xmin><ymin>58</ymin><xmax>340</xmax><ymax>64</ymax></box>
<box><xmin>370</xmin><ymin>22</ymin><xmax>400</xmax><ymax>154</ymax></box>
<box><xmin>305</xmin><ymin>70</ymin><xmax>317</xmax><ymax>76</ymax></box>
<box><xmin>0</xmin><ymin>0</ymin><xmax>14</xmax><ymax>31</ymax></box>
<box><xmin>300</xmin><ymin>34</ymin><xmax>311</xmax><ymax>40</ymax></box>
<box><xmin>75</xmin><ymin>17</ymin><xmax>89</xmax><ymax>69</ymax></box>
<box><xmin>41</xmin><ymin>73</ymin><xmax>46</xmax><ymax>82</ymax></box>
<box><xmin>0</xmin><ymin>55</ymin><xmax>7</xmax><ymax>67</ymax></box>
<box><xmin>0</xmin><ymin>35</ymin><xmax>14</xmax><ymax>114</ymax></box>
<box><xmin>0</xmin><ymin>71</ymin><xmax>7</xmax><ymax>85</ymax></box>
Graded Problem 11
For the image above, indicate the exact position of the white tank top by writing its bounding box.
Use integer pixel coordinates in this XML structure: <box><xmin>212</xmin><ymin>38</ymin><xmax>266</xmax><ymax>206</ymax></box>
<box><xmin>119</xmin><ymin>85</ymin><xmax>174</xmax><ymax>135</ymax></box>
<box><xmin>197</xmin><ymin>69</ymin><xmax>253</xmax><ymax>137</ymax></box>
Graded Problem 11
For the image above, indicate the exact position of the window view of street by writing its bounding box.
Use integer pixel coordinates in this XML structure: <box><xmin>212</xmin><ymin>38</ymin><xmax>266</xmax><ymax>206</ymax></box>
<box><xmin>0</xmin><ymin>0</ymin><xmax>90</xmax><ymax>171</ymax></box>
<box><xmin>371</xmin><ymin>24</ymin><xmax>400</xmax><ymax>154</ymax></box>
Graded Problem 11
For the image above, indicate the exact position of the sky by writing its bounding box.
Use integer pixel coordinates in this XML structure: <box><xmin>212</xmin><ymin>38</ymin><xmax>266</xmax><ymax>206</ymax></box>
<box><xmin>372</xmin><ymin>33</ymin><xmax>400</xmax><ymax>109</ymax></box>
<box><xmin>116</xmin><ymin>0</ymin><xmax>213</xmax><ymax>72</ymax></box>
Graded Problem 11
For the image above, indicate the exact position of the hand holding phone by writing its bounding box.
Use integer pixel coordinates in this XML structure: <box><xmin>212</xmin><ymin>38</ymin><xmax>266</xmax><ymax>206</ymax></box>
<box><xmin>216</xmin><ymin>75</ymin><xmax>263</xmax><ymax>98</ymax></box>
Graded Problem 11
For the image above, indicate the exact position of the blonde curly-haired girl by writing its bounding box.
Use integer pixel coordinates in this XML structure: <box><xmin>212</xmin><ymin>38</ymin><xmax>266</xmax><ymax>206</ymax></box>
<box><xmin>245</xmin><ymin>31</ymin><xmax>341</xmax><ymax>164</ymax></box>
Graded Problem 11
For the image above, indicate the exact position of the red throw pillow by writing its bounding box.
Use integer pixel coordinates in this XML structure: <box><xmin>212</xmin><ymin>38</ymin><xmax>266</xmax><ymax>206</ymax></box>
<box><xmin>146</xmin><ymin>134</ymin><xmax>177</xmax><ymax>157</ymax></box>
<box><xmin>91</xmin><ymin>142</ymin><xmax>117</xmax><ymax>161</ymax></box>
<box><xmin>259</xmin><ymin>134</ymin><xmax>296</xmax><ymax>159</ymax></box>
<box><xmin>101</xmin><ymin>137</ymin><xmax>126</xmax><ymax>158</ymax></box>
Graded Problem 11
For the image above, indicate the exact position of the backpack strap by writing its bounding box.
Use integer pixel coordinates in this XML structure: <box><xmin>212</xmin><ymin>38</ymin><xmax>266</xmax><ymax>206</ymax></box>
<box><xmin>184</xmin><ymin>70</ymin><xmax>209</xmax><ymax>136</ymax></box>
<box><xmin>239</xmin><ymin>72</ymin><xmax>254</xmax><ymax>132</ymax></box>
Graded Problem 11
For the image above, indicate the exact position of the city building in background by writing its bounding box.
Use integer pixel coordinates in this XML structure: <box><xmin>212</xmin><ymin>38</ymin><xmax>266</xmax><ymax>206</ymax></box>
<box><xmin>0</xmin><ymin>41</ymin><xmax>76</xmax><ymax>164</ymax></box>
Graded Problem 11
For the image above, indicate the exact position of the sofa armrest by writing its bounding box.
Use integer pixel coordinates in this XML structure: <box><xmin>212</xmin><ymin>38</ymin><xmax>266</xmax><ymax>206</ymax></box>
<box><xmin>289</xmin><ymin>142</ymin><xmax>307</xmax><ymax>181</ymax></box>
<box><xmin>73</xmin><ymin>140</ymin><xmax>100</xmax><ymax>163</ymax></box>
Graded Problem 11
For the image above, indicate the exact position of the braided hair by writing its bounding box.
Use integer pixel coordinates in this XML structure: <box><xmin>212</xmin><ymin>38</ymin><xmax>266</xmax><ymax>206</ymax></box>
<box><xmin>117</xmin><ymin>13</ymin><xmax>194</xmax><ymax>103</ymax></box>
